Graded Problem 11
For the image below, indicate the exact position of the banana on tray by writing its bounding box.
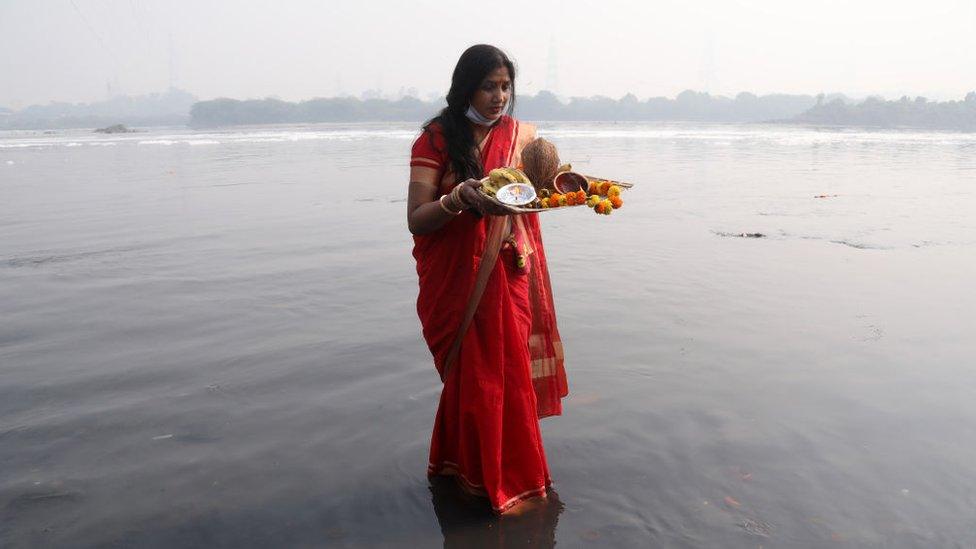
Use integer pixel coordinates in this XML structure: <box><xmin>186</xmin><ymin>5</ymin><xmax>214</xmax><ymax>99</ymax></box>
<box><xmin>479</xmin><ymin>166</ymin><xmax>632</xmax><ymax>215</ymax></box>
<box><xmin>481</xmin><ymin>167</ymin><xmax>530</xmax><ymax>197</ymax></box>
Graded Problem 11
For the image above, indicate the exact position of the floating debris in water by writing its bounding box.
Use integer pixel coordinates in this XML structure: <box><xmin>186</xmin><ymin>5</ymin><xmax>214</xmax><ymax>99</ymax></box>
<box><xmin>152</xmin><ymin>434</ymin><xmax>174</xmax><ymax>440</ymax></box>
<box><xmin>830</xmin><ymin>240</ymin><xmax>890</xmax><ymax>250</ymax></box>
<box><xmin>579</xmin><ymin>530</ymin><xmax>601</xmax><ymax>541</ymax></box>
<box><xmin>9</xmin><ymin>489</ymin><xmax>83</xmax><ymax>509</ymax></box>
<box><xmin>714</xmin><ymin>231</ymin><xmax>766</xmax><ymax>238</ymax></box>
<box><xmin>814</xmin><ymin>194</ymin><xmax>839</xmax><ymax>198</ymax></box>
<box><xmin>94</xmin><ymin>124</ymin><xmax>137</xmax><ymax>134</ymax></box>
<box><xmin>856</xmin><ymin>325</ymin><xmax>884</xmax><ymax>342</ymax></box>
<box><xmin>738</xmin><ymin>517</ymin><xmax>773</xmax><ymax>537</ymax></box>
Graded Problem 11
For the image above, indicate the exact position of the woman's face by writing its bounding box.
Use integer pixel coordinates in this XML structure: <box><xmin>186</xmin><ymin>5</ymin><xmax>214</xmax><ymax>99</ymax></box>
<box><xmin>470</xmin><ymin>66</ymin><xmax>512</xmax><ymax>121</ymax></box>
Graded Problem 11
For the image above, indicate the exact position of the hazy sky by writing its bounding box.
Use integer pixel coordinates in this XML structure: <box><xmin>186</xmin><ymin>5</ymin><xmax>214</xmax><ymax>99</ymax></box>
<box><xmin>2</xmin><ymin>0</ymin><xmax>975</xmax><ymax>108</ymax></box>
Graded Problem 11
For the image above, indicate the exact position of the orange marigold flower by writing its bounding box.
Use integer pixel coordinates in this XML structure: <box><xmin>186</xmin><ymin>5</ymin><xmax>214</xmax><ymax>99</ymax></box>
<box><xmin>610</xmin><ymin>195</ymin><xmax>623</xmax><ymax>209</ymax></box>
<box><xmin>599</xmin><ymin>181</ymin><xmax>612</xmax><ymax>195</ymax></box>
<box><xmin>575</xmin><ymin>190</ymin><xmax>587</xmax><ymax>203</ymax></box>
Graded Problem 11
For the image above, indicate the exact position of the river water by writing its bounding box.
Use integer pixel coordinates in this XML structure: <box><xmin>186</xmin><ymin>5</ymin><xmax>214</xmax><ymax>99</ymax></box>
<box><xmin>1</xmin><ymin>122</ymin><xmax>975</xmax><ymax>547</ymax></box>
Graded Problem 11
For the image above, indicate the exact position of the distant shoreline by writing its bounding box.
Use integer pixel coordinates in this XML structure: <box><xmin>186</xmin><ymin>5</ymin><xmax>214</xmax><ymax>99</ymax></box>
<box><xmin>3</xmin><ymin>90</ymin><xmax>975</xmax><ymax>132</ymax></box>
<box><xmin>7</xmin><ymin>121</ymin><xmax>976</xmax><ymax>139</ymax></box>
<box><xmin>186</xmin><ymin>92</ymin><xmax>976</xmax><ymax>131</ymax></box>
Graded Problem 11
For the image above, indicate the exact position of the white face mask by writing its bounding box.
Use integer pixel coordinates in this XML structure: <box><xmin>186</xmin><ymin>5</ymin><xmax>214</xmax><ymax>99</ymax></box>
<box><xmin>465</xmin><ymin>103</ymin><xmax>503</xmax><ymax>126</ymax></box>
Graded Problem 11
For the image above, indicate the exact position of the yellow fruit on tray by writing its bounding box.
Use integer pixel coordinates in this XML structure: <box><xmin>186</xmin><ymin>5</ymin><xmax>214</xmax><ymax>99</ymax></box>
<box><xmin>535</xmin><ymin>179</ymin><xmax>625</xmax><ymax>215</ymax></box>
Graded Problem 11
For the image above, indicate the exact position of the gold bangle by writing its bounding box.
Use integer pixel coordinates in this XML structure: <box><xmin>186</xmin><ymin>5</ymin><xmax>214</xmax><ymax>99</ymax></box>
<box><xmin>439</xmin><ymin>195</ymin><xmax>461</xmax><ymax>215</ymax></box>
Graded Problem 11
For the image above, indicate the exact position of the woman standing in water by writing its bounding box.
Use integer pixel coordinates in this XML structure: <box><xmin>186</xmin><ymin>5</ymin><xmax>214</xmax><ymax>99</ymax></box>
<box><xmin>406</xmin><ymin>44</ymin><xmax>568</xmax><ymax>514</ymax></box>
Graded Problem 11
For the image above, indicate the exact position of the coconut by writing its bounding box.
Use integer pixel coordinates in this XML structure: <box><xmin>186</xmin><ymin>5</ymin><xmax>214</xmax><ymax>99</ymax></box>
<box><xmin>521</xmin><ymin>137</ymin><xmax>560</xmax><ymax>193</ymax></box>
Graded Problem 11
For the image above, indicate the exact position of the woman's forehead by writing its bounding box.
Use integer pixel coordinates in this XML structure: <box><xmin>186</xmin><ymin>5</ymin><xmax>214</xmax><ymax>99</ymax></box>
<box><xmin>482</xmin><ymin>66</ymin><xmax>511</xmax><ymax>83</ymax></box>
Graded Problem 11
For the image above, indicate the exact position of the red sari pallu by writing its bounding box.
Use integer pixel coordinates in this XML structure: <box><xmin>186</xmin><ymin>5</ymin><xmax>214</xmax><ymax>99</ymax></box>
<box><xmin>410</xmin><ymin>115</ymin><xmax>569</xmax><ymax>512</ymax></box>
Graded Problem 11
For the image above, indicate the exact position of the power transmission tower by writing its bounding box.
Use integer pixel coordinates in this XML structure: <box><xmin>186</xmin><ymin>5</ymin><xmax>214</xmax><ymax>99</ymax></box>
<box><xmin>168</xmin><ymin>32</ymin><xmax>177</xmax><ymax>90</ymax></box>
<box><xmin>546</xmin><ymin>36</ymin><xmax>559</xmax><ymax>95</ymax></box>
<box><xmin>700</xmin><ymin>34</ymin><xmax>718</xmax><ymax>94</ymax></box>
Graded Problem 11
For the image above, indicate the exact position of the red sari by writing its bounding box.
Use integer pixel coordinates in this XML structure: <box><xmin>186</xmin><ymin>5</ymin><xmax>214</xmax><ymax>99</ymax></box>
<box><xmin>410</xmin><ymin>115</ymin><xmax>568</xmax><ymax>512</ymax></box>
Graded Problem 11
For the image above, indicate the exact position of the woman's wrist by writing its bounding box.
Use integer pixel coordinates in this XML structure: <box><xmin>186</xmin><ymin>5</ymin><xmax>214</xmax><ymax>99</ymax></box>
<box><xmin>439</xmin><ymin>194</ymin><xmax>462</xmax><ymax>215</ymax></box>
<box><xmin>451</xmin><ymin>183</ymin><xmax>470</xmax><ymax>210</ymax></box>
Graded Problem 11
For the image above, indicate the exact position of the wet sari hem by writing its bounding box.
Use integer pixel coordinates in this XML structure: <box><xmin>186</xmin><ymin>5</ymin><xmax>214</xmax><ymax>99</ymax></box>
<box><xmin>427</xmin><ymin>462</ymin><xmax>551</xmax><ymax>514</ymax></box>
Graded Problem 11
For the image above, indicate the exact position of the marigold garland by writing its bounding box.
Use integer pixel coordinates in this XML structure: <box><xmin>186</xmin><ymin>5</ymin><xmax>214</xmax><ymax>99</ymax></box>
<box><xmin>528</xmin><ymin>179</ymin><xmax>625</xmax><ymax>214</ymax></box>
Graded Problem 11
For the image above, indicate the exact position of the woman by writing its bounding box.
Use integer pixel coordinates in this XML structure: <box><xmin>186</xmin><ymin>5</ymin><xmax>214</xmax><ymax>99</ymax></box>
<box><xmin>406</xmin><ymin>44</ymin><xmax>568</xmax><ymax>514</ymax></box>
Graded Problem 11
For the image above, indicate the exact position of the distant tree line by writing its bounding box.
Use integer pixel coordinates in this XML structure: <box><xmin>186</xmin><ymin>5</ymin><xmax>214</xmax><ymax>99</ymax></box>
<box><xmin>0</xmin><ymin>89</ymin><xmax>196</xmax><ymax>130</ymax></box>
<box><xmin>794</xmin><ymin>93</ymin><xmax>976</xmax><ymax>131</ymax></box>
<box><xmin>516</xmin><ymin>90</ymin><xmax>825</xmax><ymax>123</ymax></box>
<box><xmin>4</xmin><ymin>89</ymin><xmax>976</xmax><ymax>131</ymax></box>
<box><xmin>187</xmin><ymin>90</ymin><xmax>976</xmax><ymax>130</ymax></box>
<box><xmin>187</xmin><ymin>90</ymin><xmax>828</xmax><ymax>127</ymax></box>
<box><xmin>188</xmin><ymin>96</ymin><xmax>435</xmax><ymax>126</ymax></box>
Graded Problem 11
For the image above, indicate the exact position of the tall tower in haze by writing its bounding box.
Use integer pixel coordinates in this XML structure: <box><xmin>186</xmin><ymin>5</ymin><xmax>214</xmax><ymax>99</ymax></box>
<box><xmin>699</xmin><ymin>33</ymin><xmax>718</xmax><ymax>94</ymax></box>
<box><xmin>546</xmin><ymin>36</ymin><xmax>559</xmax><ymax>96</ymax></box>
<box><xmin>168</xmin><ymin>32</ymin><xmax>177</xmax><ymax>90</ymax></box>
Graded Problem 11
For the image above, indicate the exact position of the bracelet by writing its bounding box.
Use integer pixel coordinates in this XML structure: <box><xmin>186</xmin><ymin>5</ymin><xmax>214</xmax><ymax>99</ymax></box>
<box><xmin>452</xmin><ymin>183</ymin><xmax>470</xmax><ymax>209</ymax></box>
<box><xmin>439</xmin><ymin>194</ymin><xmax>462</xmax><ymax>215</ymax></box>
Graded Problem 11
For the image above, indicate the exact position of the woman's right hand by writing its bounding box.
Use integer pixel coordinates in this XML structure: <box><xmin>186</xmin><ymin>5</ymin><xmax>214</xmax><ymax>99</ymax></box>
<box><xmin>457</xmin><ymin>179</ymin><xmax>519</xmax><ymax>216</ymax></box>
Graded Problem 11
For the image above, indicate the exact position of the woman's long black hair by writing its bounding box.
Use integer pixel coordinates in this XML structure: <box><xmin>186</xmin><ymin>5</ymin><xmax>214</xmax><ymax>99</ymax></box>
<box><xmin>423</xmin><ymin>45</ymin><xmax>516</xmax><ymax>182</ymax></box>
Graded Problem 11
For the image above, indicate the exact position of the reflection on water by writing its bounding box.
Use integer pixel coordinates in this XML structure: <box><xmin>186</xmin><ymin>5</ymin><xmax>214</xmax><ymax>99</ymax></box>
<box><xmin>429</xmin><ymin>478</ymin><xmax>562</xmax><ymax>549</ymax></box>
<box><xmin>1</xmin><ymin>122</ymin><xmax>975</xmax><ymax>547</ymax></box>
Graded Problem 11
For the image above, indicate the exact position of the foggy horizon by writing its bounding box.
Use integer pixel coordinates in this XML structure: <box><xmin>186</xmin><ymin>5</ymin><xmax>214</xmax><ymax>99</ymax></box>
<box><xmin>2</xmin><ymin>0</ymin><xmax>976</xmax><ymax>109</ymax></box>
